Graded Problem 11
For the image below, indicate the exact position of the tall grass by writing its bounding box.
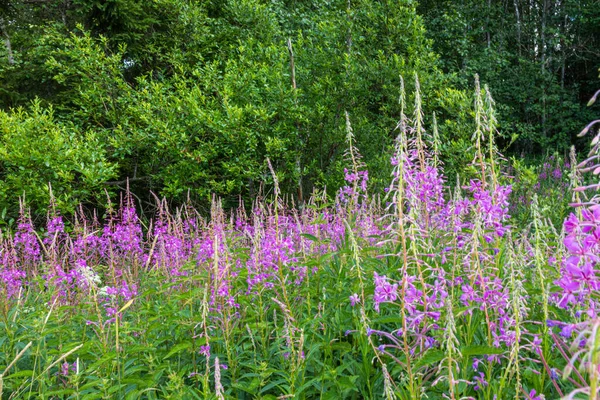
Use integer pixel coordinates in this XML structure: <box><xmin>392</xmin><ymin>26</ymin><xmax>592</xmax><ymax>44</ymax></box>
<box><xmin>0</xmin><ymin>80</ymin><xmax>597</xmax><ymax>399</ymax></box>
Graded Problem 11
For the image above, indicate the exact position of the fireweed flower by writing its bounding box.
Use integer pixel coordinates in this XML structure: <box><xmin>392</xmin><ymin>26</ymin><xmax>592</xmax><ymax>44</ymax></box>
<box><xmin>97</xmin><ymin>280</ymin><xmax>137</xmax><ymax>317</ymax></box>
<box><xmin>473</xmin><ymin>372</ymin><xmax>489</xmax><ymax>391</ymax></box>
<box><xmin>14</xmin><ymin>215</ymin><xmax>41</xmax><ymax>265</ymax></box>
<box><xmin>424</xmin><ymin>336</ymin><xmax>436</xmax><ymax>348</ymax></box>
<box><xmin>373</xmin><ymin>273</ymin><xmax>398</xmax><ymax>312</ymax></box>
<box><xmin>0</xmin><ymin>247</ymin><xmax>25</xmax><ymax>300</ymax></box>
<box><xmin>199</xmin><ymin>345</ymin><xmax>210</xmax><ymax>357</ymax></box>
<box><xmin>527</xmin><ymin>389</ymin><xmax>544</xmax><ymax>400</ymax></box>
<box><xmin>486</xmin><ymin>354</ymin><xmax>501</xmax><ymax>364</ymax></box>
<box><xmin>59</xmin><ymin>361</ymin><xmax>76</xmax><ymax>377</ymax></box>
<box><xmin>44</xmin><ymin>215</ymin><xmax>65</xmax><ymax>248</ymax></box>
<box><xmin>339</xmin><ymin>168</ymin><xmax>369</xmax><ymax>204</ymax></box>
<box><xmin>0</xmin><ymin>142</ymin><xmax>568</xmax><ymax>397</ymax></box>
<box><xmin>101</xmin><ymin>198</ymin><xmax>144</xmax><ymax>269</ymax></box>
<box><xmin>151</xmin><ymin>217</ymin><xmax>191</xmax><ymax>276</ymax></box>
<box><xmin>560</xmin><ymin>324</ymin><xmax>575</xmax><ymax>338</ymax></box>
<box><xmin>555</xmin><ymin>205</ymin><xmax>600</xmax><ymax>314</ymax></box>
<box><xmin>0</xmin><ymin>270</ymin><xmax>24</xmax><ymax>299</ymax></box>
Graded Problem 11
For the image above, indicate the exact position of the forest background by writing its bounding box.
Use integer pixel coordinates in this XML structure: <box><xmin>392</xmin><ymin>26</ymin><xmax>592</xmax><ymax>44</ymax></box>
<box><xmin>0</xmin><ymin>0</ymin><xmax>598</xmax><ymax>218</ymax></box>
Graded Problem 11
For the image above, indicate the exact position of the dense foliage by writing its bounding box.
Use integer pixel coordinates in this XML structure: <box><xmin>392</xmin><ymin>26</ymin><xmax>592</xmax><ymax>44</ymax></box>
<box><xmin>0</xmin><ymin>0</ymin><xmax>451</xmax><ymax>215</ymax></box>
<box><xmin>1</xmin><ymin>0</ymin><xmax>596</xmax><ymax>216</ymax></box>
<box><xmin>0</xmin><ymin>95</ymin><xmax>599</xmax><ymax>398</ymax></box>
<box><xmin>418</xmin><ymin>0</ymin><xmax>600</xmax><ymax>152</ymax></box>
<box><xmin>0</xmin><ymin>2</ymin><xmax>599</xmax><ymax>398</ymax></box>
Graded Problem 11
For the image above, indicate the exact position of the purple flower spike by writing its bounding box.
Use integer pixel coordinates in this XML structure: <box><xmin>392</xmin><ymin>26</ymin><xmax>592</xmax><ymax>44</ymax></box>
<box><xmin>199</xmin><ymin>345</ymin><xmax>210</xmax><ymax>357</ymax></box>
<box><xmin>527</xmin><ymin>389</ymin><xmax>543</xmax><ymax>400</ymax></box>
<box><xmin>473</xmin><ymin>372</ymin><xmax>488</xmax><ymax>391</ymax></box>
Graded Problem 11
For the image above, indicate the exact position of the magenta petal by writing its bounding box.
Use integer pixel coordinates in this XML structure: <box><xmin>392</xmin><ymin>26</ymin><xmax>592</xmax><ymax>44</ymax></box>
<box><xmin>564</xmin><ymin>236</ymin><xmax>582</xmax><ymax>254</ymax></box>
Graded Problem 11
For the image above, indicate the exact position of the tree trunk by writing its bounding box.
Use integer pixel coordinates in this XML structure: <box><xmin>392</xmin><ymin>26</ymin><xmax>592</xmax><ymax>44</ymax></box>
<box><xmin>287</xmin><ymin>38</ymin><xmax>304</xmax><ymax>203</ymax></box>
<box><xmin>513</xmin><ymin>0</ymin><xmax>522</xmax><ymax>56</ymax></box>
<box><xmin>561</xmin><ymin>5</ymin><xmax>567</xmax><ymax>90</ymax></box>
<box><xmin>486</xmin><ymin>0</ymin><xmax>492</xmax><ymax>48</ymax></box>
<box><xmin>540</xmin><ymin>0</ymin><xmax>548</xmax><ymax>139</ymax></box>
<box><xmin>0</xmin><ymin>17</ymin><xmax>14</xmax><ymax>65</ymax></box>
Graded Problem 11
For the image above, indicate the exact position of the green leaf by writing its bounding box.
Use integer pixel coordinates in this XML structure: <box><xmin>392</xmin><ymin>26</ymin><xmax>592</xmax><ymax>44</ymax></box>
<box><xmin>415</xmin><ymin>350</ymin><xmax>445</xmax><ymax>369</ymax></box>
<box><xmin>81</xmin><ymin>393</ymin><xmax>105</xmax><ymax>400</ymax></box>
<box><xmin>108</xmin><ymin>384</ymin><xmax>128</xmax><ymax>394</ymax></box>
<box><xmin>44</xmin><ymin>389</ymin><xmax>75</xmax><ymax>396</ymax></box>
<box><xmin>460</xmin><ymin>345</ymin><xmax>504</xmax><ymax>357</ymax></box>
<box><xmin>87</xmin><ymin>352</ymin><xmax>117</xmax><ymax>371</ymax></box>
<box><xmin>232</xmin><ymin>378</ymin><xmax>260</xmax><ymax>394</ymax></box>
<box><xmin>337</xmin><ymin>375</ymin><xmax>359</xmax><ymax>391</ymax></box>
<box><xmin>4</xmin><ymin>370</ymin><xmax>34</xmax><ymax>380</ymax></box>
<box><xmin>300</xmin><ymin>233</ymin><xmax>320</xmax><ymax>242</ymax></box>
<box><xmin>163</xmin><ymin>341</ymin><xmax>192</xmax><ymax>359</ymax></box>
<box><xmin>330</xmin><ymin>342</ymin><xmax>352</xmax><ymax>352</ymax></box>
<box><xmin>373</xmin><ymin>315</ymin><xmax>404</xmax><ymax>324</ymax></box>
<box><xmin>259</xmin><ymin>379</ymin><xmax>288</xmax><ymax>394</ymax></box>
<box><xmin>78</xmin><ymin>379</ymin><xmax>103</xmax><ymax>391</ymax></box>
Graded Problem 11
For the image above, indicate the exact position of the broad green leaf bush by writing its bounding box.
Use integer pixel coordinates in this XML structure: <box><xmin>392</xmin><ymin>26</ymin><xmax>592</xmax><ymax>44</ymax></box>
<box><xmin>0</xmin><ymin>101</ymin><xmax>116</xmax><ymax>215</ymax></box>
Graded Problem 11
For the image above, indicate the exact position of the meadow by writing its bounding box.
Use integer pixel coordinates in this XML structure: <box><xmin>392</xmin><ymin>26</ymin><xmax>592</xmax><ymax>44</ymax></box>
<box><xmin>0</xmin><ymin>83</ymin><xmax>599</xmax><ymax>400</ymax></box>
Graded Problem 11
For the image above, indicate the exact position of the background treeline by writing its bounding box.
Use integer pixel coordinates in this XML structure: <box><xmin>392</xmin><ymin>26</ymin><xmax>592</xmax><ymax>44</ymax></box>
<box><xmin>0</xmin><ymin>0</ymin><xmax>597</xmax><ymax>217</ymax></box>
<box><xmin>418</xmin><ymin>0</ymin><xmax>600</xmax><ymax>152</ymax></box>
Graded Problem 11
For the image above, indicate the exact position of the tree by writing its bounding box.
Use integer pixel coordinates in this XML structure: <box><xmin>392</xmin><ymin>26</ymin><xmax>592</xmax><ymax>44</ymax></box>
<box><xmin>418</xmin><ymin>0</ymin><xmax>600</xmax><ymax>153</ymax></box>
<box><xmin>0</xmin><ymin>0</ymin><xmax>473</xmax><ymax>216</ymax></box>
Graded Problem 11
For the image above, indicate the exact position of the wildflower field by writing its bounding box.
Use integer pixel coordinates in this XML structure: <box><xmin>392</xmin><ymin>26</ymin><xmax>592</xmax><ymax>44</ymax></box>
<box><xmin>1</xmin><ymin>82</ymin><xmax>600</xmax><ymax>400</ymax></box>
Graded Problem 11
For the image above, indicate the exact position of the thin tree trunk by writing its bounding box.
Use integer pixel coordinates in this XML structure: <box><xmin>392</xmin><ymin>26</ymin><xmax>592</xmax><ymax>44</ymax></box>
<box><xmin>61</xmin><ymin>0</ymin><xmax>70</xmax><ymax>25</ymax></box>
<box><xmin>540</xmin><ymin>0</ymin><xmax>548</xmax><ymax>139</ymax></box>
<box><xmin>561</xmin><ymin>6</ymin><xmax>567</xmax><ymax>89</ymax></box>
<box><xmin>540</xmin><ymin>0</ymin><xmax>547</xmax><ymax>71</ymax></box>
<box><xmin>561</xmin><ymin>56</ymin><xmax>566</xmax><ymax>89</ymax></box>
<box><xmin>346</xmin><ymin>0</ymin><xmax>352</xmax><ymax>55</ymax></box>
<box><xmin>287</xmin><ymin>39</ymin><xmax>297</xmax><ymax>92</ymax></box>
<box><xmin>486</xmin><ymin>0</ymin><xmax>492</xmax><ymax>48</ymax></box>
<box><xmin>513</xmin><ymin>0</ymin><xmax>522</xmax><ymax>56</ymax></box>
<box><xmin>0</xmin><ymin>17</ymin><xmax>14</xmax><ymax>65</ymax></box>
<box><xmin>287</xmin><ymin>38</ymin><xmax>304</xmax><ymax>203</ymax></box>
